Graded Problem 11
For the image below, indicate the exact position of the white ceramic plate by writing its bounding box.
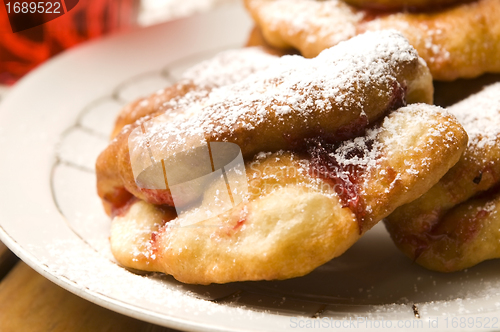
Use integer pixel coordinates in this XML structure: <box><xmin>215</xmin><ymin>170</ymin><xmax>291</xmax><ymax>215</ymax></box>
<box><xmin>1</xmin><ymin>3</ymin><xmax>500</xmax><ymax>331</ymax></box>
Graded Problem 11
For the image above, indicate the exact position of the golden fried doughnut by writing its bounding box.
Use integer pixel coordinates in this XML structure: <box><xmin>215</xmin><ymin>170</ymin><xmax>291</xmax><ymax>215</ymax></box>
<box><xmin>110</xmin><ymin>104</ymin><xmax>467</xmax><ymax>284</ymax></box>
<box><xmin>244</xmin><ymin>0</ymin><xmax>500</xmax><ymax>81</ymax></box>
<box><xmin>343</xmin><ymin>0</ymin><xmax>465</xmax><ymax>10</ymax></box>
<box><xmin>385</xmin><ymin>82</ymin><xmax>500</xmax><ymax>272</ymax></box>
<box><xmin>96</xmin><ymin>31</ymin><xmax>433</xmax><ymax>215</ymax></box>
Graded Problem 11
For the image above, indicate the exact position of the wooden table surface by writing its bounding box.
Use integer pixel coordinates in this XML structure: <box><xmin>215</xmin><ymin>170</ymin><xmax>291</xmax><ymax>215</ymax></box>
<box><xmin>0</xmin><ymin>242</ymin><xmax>179</xmax><ymax>332</ymax></box>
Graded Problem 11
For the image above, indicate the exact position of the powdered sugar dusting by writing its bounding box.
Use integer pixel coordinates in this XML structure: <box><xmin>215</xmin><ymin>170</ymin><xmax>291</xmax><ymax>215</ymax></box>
<box><xmin>361</xmin><ymin>104</ymin><xmax>455</xmax><ymax>213</ymax></box>
<box><xmin>137</xmin><ymin>30</ymin><xmax>417</xmax><ymax>157</ymax></box>
<box><xmin>251</xmin><ymin>0</ymin><xmax>362</xmax><ymax>46</ymax></box>
<box><xmin>119</xmin><ymin>47</ymin><xmax>279</xmax><ymax>131</ymax></box>
<box><xmin>314</xmin><ymin>103</ymin><xmax>452</xmax><ymax>180</ymax></box>
<box><xmin>36</xmin><ymin>240</ymin><xmax>271</xmax><ymax>320</ymax></box>
<box><xmin>182</xmin><ymin>47</ymin><xmax>279</xmax><ymax>88</ymax></box>
<box><xmin>448</xmin><ymin>83</ymin><xmax>500</xmax><ymax>150</ymax></box>
<box><xmin>366</xmin><ymin>14</ymin><xmax>451</xmax><ymax>67</ymax></box>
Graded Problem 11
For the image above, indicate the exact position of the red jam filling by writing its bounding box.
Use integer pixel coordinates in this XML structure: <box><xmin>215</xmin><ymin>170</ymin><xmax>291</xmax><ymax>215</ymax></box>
<box><xmin>299</xmin><ymin>81</ymin><xmax>406</xmax><ymax>230</ymax></box>
<box><xmin>306</xmin><ymin>138</ymin><xmax>369</xmax><ymax>233</ymax></box>
<box><xmin>233</xmin><ymin>215</ymin><xmax>246</xmax><ymax>231</ymax></box>
<box><xmin>138</xmin><ymin>188</ymin><xmax>175</xmax><ymax>206</ymax></box>
<box><xmin>106</xmin><ymin>187</ymin><xmax>136</xmax><ymax>218</ymax></box>
<box><xmin>401</xmin><ymin>205</ymin><xmax>491</xmax><ymax>260</ymax></box>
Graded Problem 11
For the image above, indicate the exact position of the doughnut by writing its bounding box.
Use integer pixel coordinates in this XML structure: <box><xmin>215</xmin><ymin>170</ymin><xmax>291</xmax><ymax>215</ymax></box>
<box><xmin>244</xmin><ymin>0</ymin><xmax>500</xmax><ymax>81</ymax></box>
<box><xmin>385</xmin><ymin>82</ymin><xmax>500</xmax><ymax>272</ymax></box>
<box><xmin>343</xmin><ymin>0</ymin><xmax>465</xmax><ymax>11</ymax></box>
<box><xmin>110</xmin><ymin>105</ymin><xmax>467</xmax><ymax>284</ymax></box>
<box><xmin>96</xmin><ymin>30</ymin><xmax>433</xmax><ymax>215</ymax></box>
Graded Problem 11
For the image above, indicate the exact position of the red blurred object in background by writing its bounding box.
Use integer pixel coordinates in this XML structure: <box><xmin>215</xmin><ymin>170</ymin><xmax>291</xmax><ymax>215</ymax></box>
<box><xmin>0</xmin><ymin>0</ymin><xmax>138</xmax><ymax>85</ymax></box>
